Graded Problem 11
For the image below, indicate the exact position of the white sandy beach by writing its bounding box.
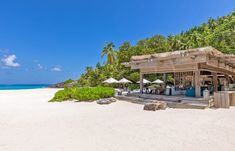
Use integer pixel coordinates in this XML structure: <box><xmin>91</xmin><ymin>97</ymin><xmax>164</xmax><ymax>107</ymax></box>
<box><xmin>0</xmin><ymin>89</ymin><xmax>235</xmax><ymax>151</ymax></box>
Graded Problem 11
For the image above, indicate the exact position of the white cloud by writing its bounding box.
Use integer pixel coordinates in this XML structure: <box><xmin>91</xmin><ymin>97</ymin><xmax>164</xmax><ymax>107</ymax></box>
<box><xmin>37</xmin><ymin>64</ymin><xmax>43</xmax><ymax>69</ymax></box>
<box><xmin>1</xmin><ymin>54</ymin><xmax>20</xmax><ymax>68</ymax></box>
<box><xmin>51</xmin><ymin>66</ymin><xmax>62</xmax><ymax>72</ymax></box>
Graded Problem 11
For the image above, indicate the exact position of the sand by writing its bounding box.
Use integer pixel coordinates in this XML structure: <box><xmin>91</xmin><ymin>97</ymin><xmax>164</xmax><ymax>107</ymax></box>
<box><xmin>0</xmin><ymin>88</ymin><xmax>235</xmax><ymax>151</ymax></box>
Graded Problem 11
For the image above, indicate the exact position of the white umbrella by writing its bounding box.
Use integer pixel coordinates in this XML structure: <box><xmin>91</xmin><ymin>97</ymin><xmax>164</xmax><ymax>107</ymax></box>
<box><xmin>137</xmin><ymin>79</ymin><xmax>151</xmax><ymax>84</ymax></box>
<box><xmin>103</xmin><ymin>78</ymin><xmax>118</xmax><ymax>83</ymax></box>
<box><xmin>152</xmin><ymin>79</ymin><xmax>164</xmax><ymax>84</ymax></box>
<box><xmin>119</xmin><ymin>78</ymin><xmax>132</xmax><ymax>83</ymax></box>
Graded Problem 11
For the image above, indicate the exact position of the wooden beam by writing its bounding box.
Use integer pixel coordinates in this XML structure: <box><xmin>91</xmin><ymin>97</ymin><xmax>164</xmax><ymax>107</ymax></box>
<box><xmin>131</xmin><ymin>53</ymin><xmax>208</xmax><ymax>63</ymax></box>
<box><xmin>199</xmin><ymin>63</ymin><xmax>235</xmax><ymax>76</ymax></box>
<box><xmin>140</xmin><ymin>64</ymin><xmax>198</xmax><ymax>74</ymax></box>
<box><xmin>207</xmin><ymin>56</ymin><xmax>235</xmax><ymax>73</ymax></box>
<box><xmin>131</xmin><ymin>55</ymin><xmax>207</xmax><ymax>70</ymax></box>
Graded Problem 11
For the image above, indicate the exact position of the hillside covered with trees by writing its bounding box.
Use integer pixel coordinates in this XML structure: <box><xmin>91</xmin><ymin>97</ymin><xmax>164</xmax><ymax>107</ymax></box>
<box><xmin>76</xmin><ymin>12</ymin><xmax>235</xmax><ymax>87</ymax></box>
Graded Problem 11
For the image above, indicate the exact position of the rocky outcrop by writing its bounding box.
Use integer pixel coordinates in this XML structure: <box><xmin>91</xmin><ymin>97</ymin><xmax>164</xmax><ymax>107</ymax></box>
<box><xmin>48</xmin><ymin>82</ymin><xmax>65</xmax><ymax>88</ymax></box>
<box><xmin>143</xmin><ymin>102</ymin><xmax>167</xmax><ymax>111</ymax></box>
<box><xmin>49</xmin><ymin>80</ymin><xmax>78</xmax><ymax>88</ymax></box>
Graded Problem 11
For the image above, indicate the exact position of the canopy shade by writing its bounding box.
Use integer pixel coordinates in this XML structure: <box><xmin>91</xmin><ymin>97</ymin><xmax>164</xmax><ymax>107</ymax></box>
<box><xmin>119</xmin><ymin>78</ymin><xmax>132</xmax><ymax>83</ymax></box>
<box><xmin>152</xmin><ymin>79</ymin><xmax>164</xmax><ymax>84</ymax></box>
<box><xmin>103</xmin><ymin>78</ymin><xmax>118</xmax><ymax>83</ymax></box>
<box><xmin>137</xmin><ymin>79</ymin><xmax>151</xmax><ymax>84</ymax></box>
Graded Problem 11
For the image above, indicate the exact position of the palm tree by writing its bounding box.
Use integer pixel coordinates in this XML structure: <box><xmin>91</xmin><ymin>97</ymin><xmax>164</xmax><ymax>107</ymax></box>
<box><xmin>102</xmin><ymin>42</ymin><xmax>117</xmax><ymax>64</ymax></box>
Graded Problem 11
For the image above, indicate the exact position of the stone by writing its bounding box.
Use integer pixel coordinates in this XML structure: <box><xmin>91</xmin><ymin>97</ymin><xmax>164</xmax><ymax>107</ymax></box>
<box><xmin>158</xmin><ymin>102</ymin><xmax>167</xmax><ymax>110</ymax></box>
<box><xmin>143</xmin><ymin>102</ymin><xmax>167</xmax><ymax>111</ymax></box>
<box><xmin>109</xmin><ymin>97</ymin><xmax>118</xmax><ymax>102</ymax></box>
<box><xmin>143</xmin><ymin>103</ymin><xmax>159</xmax><ymax>111</ymax></box>
<box><xmin>96</xmin><ymin>99</ymin><xmax>112</xmax><ymax>105</ymax></box>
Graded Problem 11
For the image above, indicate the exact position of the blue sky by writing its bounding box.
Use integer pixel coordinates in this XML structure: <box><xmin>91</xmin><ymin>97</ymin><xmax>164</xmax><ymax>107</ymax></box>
<box><xmin>0</xmin><ymin>0</ymin><xmax>234</xmax><ymax>84</ymax></box>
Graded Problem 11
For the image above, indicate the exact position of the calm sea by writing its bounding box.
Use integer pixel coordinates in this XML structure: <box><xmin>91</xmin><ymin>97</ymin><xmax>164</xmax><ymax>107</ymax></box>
<box><xmin>0</xmin><ymin>84</ymin><xmax>50</xmax><ymax>90</ymax></box>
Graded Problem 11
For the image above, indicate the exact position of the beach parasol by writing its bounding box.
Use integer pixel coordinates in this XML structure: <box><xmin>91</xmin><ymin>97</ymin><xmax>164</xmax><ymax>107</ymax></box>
<box><xmin>137</xmin><ymin>79</ymin><xmax>151</xmax><ymax>84</ymax></box>
<box><xmin>118</xmin><ymin>78</ymin><xmax>132</xmax><ymax>83</ymax></box>
<box><xmin>152</xmin><ymin>79</ymin><xmax>164</xmax><ymax>84</ymax></box>
<box><xmin>103</xmin><ymin>78</ymin><xmax>119</xmax><ymax>83</ymax></box>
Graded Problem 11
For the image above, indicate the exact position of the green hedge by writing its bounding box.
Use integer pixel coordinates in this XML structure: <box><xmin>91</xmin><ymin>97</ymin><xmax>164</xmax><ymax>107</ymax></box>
<box><xmin>49</xmin><ymin>86</ymin><xmax>115</xmax><ymax>102</ymax></box>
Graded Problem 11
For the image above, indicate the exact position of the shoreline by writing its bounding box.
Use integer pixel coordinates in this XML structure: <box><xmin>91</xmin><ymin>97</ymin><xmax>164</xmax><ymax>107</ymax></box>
<box><xmin>0</xmin><ymin>87</ymin><xmax>62</xmax><ymax>91</ymax></box>
<box><xmin>0</xmin><ymin>84</ymin><xmax>53</xmax><ymax>91</ymax></box>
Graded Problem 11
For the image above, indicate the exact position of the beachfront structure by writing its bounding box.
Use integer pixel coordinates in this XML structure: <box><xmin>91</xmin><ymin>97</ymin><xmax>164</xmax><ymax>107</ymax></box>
<box><xmin>123</xmin><ymin>46</ymin><xmax>235</xmax><ymax>97</ymax></box>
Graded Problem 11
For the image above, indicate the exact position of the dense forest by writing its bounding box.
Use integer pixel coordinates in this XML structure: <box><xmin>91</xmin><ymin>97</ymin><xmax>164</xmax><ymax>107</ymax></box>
<box><xmin>76</xmin><ymin>12</ymin><xmax>235</xmax><ymax>87</ymax></box>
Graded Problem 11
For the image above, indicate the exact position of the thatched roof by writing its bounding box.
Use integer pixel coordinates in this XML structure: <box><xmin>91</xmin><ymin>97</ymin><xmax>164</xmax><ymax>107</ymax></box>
<box><xmin>131</xmin><ymin>46</ymin><xmax>225</xmax><ymax>61</ymax></box>
<box><xmin>122</xmin><ymin>46</ymin><xmax>235</xmax><ymax>75</ymax></box>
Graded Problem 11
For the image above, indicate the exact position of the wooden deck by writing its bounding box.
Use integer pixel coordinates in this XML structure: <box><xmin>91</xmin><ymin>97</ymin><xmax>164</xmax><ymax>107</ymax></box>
<box><xmin>128</xmin><ymin>93</ymin><xmax>213</xmax><ymax>102</ymax></box>
<box><xmin>116</xmin><ymin>93</ymin><xmax>214</xmax><ymax>109</ymax></box>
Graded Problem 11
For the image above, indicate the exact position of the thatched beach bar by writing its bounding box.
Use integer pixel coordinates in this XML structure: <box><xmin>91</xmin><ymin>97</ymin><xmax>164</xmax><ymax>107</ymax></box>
<box><xmin>123</xmin><ymin>46</ymin><xmax>235</xmax><ymax>106</ymax></box>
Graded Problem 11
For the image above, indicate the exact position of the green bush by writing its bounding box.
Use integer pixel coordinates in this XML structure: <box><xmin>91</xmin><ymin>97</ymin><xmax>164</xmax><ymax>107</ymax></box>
<box><xmin>49</xmin><ymin>86</ymin><xmax>115</xmax><ymax>102</ymax></box>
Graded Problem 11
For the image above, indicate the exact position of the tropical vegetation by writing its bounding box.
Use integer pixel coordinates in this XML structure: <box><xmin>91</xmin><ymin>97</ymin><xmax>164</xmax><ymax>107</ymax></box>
<box><xmin>102</xmin><ymin>42</ymin><xmax>117</xmax><ymax>64</ymax></box>
<box><xmin>72</xmin><ymin>12</ymin><xmax>235</xmax><ymax>88</ymax></box>
<box><xmin>49</xmin><ymin>86</ymin><xmax>115</xmax><ymax>102</ymax></box>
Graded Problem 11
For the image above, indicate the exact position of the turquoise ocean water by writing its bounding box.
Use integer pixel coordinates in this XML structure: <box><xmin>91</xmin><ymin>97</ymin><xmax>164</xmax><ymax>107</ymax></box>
<box><xmin>0</xmin><ymin>84</ymin><xmax>50</xmax><ymax>90</ymax></box>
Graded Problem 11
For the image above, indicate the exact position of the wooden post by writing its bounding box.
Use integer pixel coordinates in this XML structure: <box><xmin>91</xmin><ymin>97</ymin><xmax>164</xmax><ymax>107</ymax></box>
<box><xmin>212</xmin><ymin>72</ymin><xmax>218</xmax><ymax>92</ymax></box>
<box><xmin>195</xmin><ymin>70</ymin><xmax>201</xmax><ymax>97</ymax></box>
<box><xmin>140</xmin><ymin>72</ymin><xmax>144</xmax><ymax>93</ymax></box>
<box><xmin>163</xmin><ymin>73</ymin><xmax>167</xmax><ymax>89</ymax></box>
<box><xmin>191</xmin><ymin>71</ymin><xmax>195</xmax><ymax>87</ymax></box>
<box><xmin>174</xmin><ymin>72</ymin><xmax>176</xmax><ymax>86</ymax></box>
<box><xmin>225</xmin><ymin>74</ymin><xmax>230</xmax><ymax>86</ymax></box>
<box><xmin>192</xmin><ymin>71</ymin><xmax>195</xmax><ymax>87</ymax></box>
